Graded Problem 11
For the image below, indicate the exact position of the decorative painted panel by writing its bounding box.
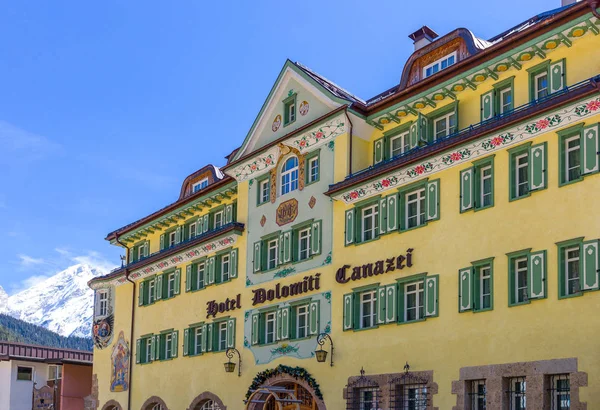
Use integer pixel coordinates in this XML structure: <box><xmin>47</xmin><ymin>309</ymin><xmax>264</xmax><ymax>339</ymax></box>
<box><xmin>110</xmin><ymin>331</ymin><xmax>130</xmax><ymax>392</ymax></box>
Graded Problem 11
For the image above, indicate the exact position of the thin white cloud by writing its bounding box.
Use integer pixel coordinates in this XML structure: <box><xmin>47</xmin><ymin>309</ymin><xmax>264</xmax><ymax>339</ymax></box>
<box><xmin>17</xmin><ymin>254</ymin><xmax>46</xmax><ymax>267</ymax></box>
<box><xmin>0</xmin><ymin>120</ymin><xmax>62</xmax><ymax>165</ymax></box>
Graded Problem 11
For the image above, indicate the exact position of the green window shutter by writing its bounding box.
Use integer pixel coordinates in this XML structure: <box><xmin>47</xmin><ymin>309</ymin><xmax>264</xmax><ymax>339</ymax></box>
<box><xmin>138</xmin><ymin>282</ymin><xmax>145</xmax><ymax>306</ymax></box>
<box><xmin>202</xmin><ymin>215</ymin><xmax>209</xmax><ymax>234</ymax></box>
<box><xmin>582</xmin><ymin>123</ymin><xmax>599</xmax><ymax>175</ymax></box>
<box><xmin>175</xmin><ymin>226</ymin><xmax>181</xmax><ymax>244</ymax></box>
<box><xmin>129</xmin><ymin>248</ymin><xmax>135</xmax><ymax>264</ymax></box>
<box><xmin>227</xmin><ymin>318</ymin><xmax>236</xmax><ymax>348</ymax></box>
<box><xmin>480</xmin><ymin>90</ymin><xmax>495</xmax><ymax>121</ymax></box>
<box><xmin>183</xmin><ymin>329</ymin><xmax>189</xmax><ymax>357</ymax></box>
<box><xmin>283</xmin><ymin>231</ymin><xmax>292</xmax><ymax>263</ymax></box>
<box><xmin>225</xmin><ymin>204</ymin><xmax>233</xmax><ymax>224</ymax></box>
<box><xmin>345</xmin><ymin>209</ymin><xmax>355</xmax><ymax>246</ymax></box>
<box><xmin>397</xmin><ymin>283</ymin><xmax>406</xmax><ymax>323</ymax></box>
<box><xmin>171</xmin><ymin>331</ymin><xmax>178</xmax><ymax>358</ymax></box>
<box><xmin>373</xmin><ymin>137</ymin><xmax>384</xmax><ymax>164</ymax></box>
<box><xmin>343</xmin><ymin>293</ymin><xmax>354</xmax><ymax>331</ymax></box>
<box><xmin>309</xmin><ymin>300</ymin><xmax>320</xmax><ymax>335</ymax></box>
<box><xmin>460</xmin><ymin>168</ymin><xmax>474</xmax><ymax>212</ymax></box>
<box><xmin>207</xmin><ymin>257</ymin><xmax>216</xmax><ymax>285</ymax></box>
<box><xmin>253</xmin><ymin>241</ymin><xmax>262</xmax><ymax>272</ymax></box>
<box><xmin>196</xmin><ymin>216</ymin><xmax>203</xmax><ymax>235</ymax></box>
<box><xmin>409</xmin><ymin>122</ymin><xmax>418</xmax><ymax>149</ymax></box>
<box><xmin>276</xmin><ymin>309</ymin><xmax>282</xmax><ymax>341</ymax></box>
<box><xmin>278</xmin><ymin>233</ymin><xmax>285</xmax><ymax>265</ymax></box>
<box><xmin>206</xmin><ymin>324</ymin><xmax>213</xmax><ymax>352</ymax></box>
<box><xmin>251</xmin><ymin>313</ymin><xmax>260</xmax><ymax>345</ymax></box>
<box><xmin>529</xmin><ymin>142</ymin><xmax>547</xmax><ymax>191</ymax></box>
<box><xmin>378</xmin><ymin>197</ymin><xmax>387</xmax><ymax>236</ymax></box>
<box><xmin>529</xmin><ymin>250</ymin><xmax>546</xmax><ymax>299</ymax></box>
<box><xmin>458</xmin><ymin>268</ymin><xmax>473</xmax><ymax>312</ymax></box>
<box><xmin>549</xmin><ymin>59</ymin><xmax>565</xmax><ymax>94</ymax></box>
<box><xmin>143</xmin><ymin>241</ymin><xmax>149</xmax><ymax>257</ymax></box>
<box><xmin>425</xmin><ymin>276</ymin><xmax>439</xmax><ymax>317</ymax></box>
<box><xmin>426</xmin><ymin>179</ymin><xmax>440</xmax><ymax>221</ymax></box>
<box><xmin>311</xmin><ymin>221</ymin><xmax>321</xmax><ymax>255</ymax></box>
<box><xmin>185</xmin><ymin>265</ymin><xmax>192</xmax><ymax>292</ymax></box>
<box><xmin>385</xmin><ymin>284</ymin><xmax>397</xmax><ymax>323</ymax></box>
<box><xmin>155</xmin><ymin>275</ymin><xmax>163</xmax><ymax>301</ymax></box>
<box><xmin>159</xmin><ymin>234</ymin><xmax>165</xmax><ymax>250</ymax></box>
<box><xmin>174</xmin><ymin>268</ymin><xmax>181</xmax><ymax>295</ymax></box>
<box><xmin>582</xmin><ymin>240</ymin><xmax>599</xmax><ymax>291</ymax></box>
<box><xmin>279</xmin><ymin>307</ymin><xmax>290</xmax><ymax>340</ymax></box>
<box><xmin>229</xmin><ymin>249</ymin><xmax>238</xmax><ymax>278</ymax></box>
<box><xmin>201</xmin><ymin>324</ymin><xmax>208</xmax><ymax>353</ymax></box>
<box><xmin>418</xmin><ymin>112</ymin><xmax>428</xmax><ymax>144</ymax></box>
<box><xmin>135</xmin><ymin>339</ymin><xmax>141</xmax><ymax>364</ymax></box>
<box><xmin>376</xmin><ymin>286</ymin><xmax>386</xmax><ymax>325</ymax></box>
<box><xmin>386</xmin><ymin>193</ymin><xmax>398</xmax><ymax>232</ymax></box>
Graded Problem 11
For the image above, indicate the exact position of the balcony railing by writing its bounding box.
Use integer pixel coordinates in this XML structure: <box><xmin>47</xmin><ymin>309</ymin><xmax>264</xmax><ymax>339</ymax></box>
<box><xmin>342</xmin><ymin>74</ymin><xmax>600</xmax><ymax>181</ymax></box>
<box><xmin>111</xmin><ymin>222</ymin><xmax>244</xmax><ymax>273</ymax></box>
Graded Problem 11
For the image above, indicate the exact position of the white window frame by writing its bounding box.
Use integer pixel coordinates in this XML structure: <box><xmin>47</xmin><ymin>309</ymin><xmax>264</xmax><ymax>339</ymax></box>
<box><xmin>168</xmin><ymin>231</ymin><xmax>176</xmax><ymax>247</ymax></box>
<box><xmin>296</xmin><ymin>305</ymin><xmax>310</xmax><ymax>339</ymax></box>
<box><xmin>509</xmin><ymin>378</ymin><xmax>527</xmax><ymax>410</ymax></box>
<box><xmin>267</xmin><ymin>239</ymin><xmax>278</xmax><ymax>270</ymax></box>
<box><xmin>564</xmin><ymin>135</ymin><xmax>581</xmax><ymax>182</ymax></box>
<box><xmin>361</xmin><ymin>204</ymin><xmax>379</xmax><ymax>242</ymax></box>
<box><xmin>97</xmin><ymin>290</ymin><xmax>108</xmax><ymax>317</ymax></box>
<box><xmin>515</xmin><ymin>153</ymin><xmax>529</xmax><ymax>197</ymax></box>
<box><xmin>479</xmin><ymin>165</ymin><xmax>493</xmax><ymax>208</ymax></box>
<box><xmin>280</xmin><ymin>157</ymin><xmax>299</xmax><ymax>196</ymax></box>
<box><xmin>534</xmin><ymin>71</ymin><xmax>549</xmax><ymax>100</ymax></box>
<box><xmin>515</xmin><ymin>257</ymin><xmax>528</xmax><ymax>304</ymax></box>
<box><xmin>433</xmin><ymin>111</ymin><xmax>456</xmax><ymax>140</ymax></box>
<box><xmin>197</xmin><ymin>262</ymin><xmax>206</xmax><ymax>289</ymax></box>
<box><xmin>137</xmin><ymin>245</ymin><xmax>145</xmax><ymax>261</ymax></box>
<box><xmin>259</xmin><ymin>179</ymin><xmax>270</xmax><ymax>204</ymax></box>
<box><xmin>298</xmin><ymin>228</ymin><xmax>311</xmax><ymax>261</ymax></box>
<box><xmin>221</xmin><ymin>254</ymin><xmax>230</xmax><ymax>282</ymax></box>
<box><xmin>308</xmin><ymin>156</ymin><xmax>319</xmax><ymax>183</ymax></box>
<box><xmin>167</xmin><ymin>273</ymin><xmax>175</xmax><ymax>298</ymax></box>
<box><xmin>48</xmin><ymin>365</ymin><xmax>63</xmax><ymax>381</ymax></box>
<box><xmin>265</xmin><ymin>312</ymin><xmax>277</xmax><ymax>344</ymax></box>
<box><xmin>404</xmin><ymin>281</ymin><xmax>424</xmax><ymax>322</ymax></box>
<box><xmin>213</xmin><ymin>210</ymin><xmax>224</xmax><ymax>229</ymax></box>
<box><xmin>360</xmin><ymin>290</ymin><xmax>377</xmax><ymax>329</ymax></box>
<box><xmin>148</xmin><ymin>279</ymin><xmax>156</xmax><ymax>304</ymax></box>
<box><xmin>390</xmin><ymin>131</ymin><xmax>410</xmax><ymax>158</ymax></box>
<box><xmin>218</xmin><ymin>321</ymin><xmax>228</xmax><ymax>351</ymax></box>
<box><xmin>479</xmin><ymin>266</ymin><xmax>492</xmax><ymax>310</ymax></box>
<box><xmin>145</xmin><ymin>338</ymin><xmax>152</xmax><ymax>363</ymax></box>
<box><xmin>165</xmin><ymin>333</ymin><xmax>173</xmax><ymax>359</ymax></box>
<box><xmin>565</xmin><ymin>246</ymin><xmax>580</xmax><ymax>295</ymax></box>
<box><xmin>194</xmin><ymin>327</ymin><xmax>203</xmax><ymax>355</ymax></box>
<box><xmin>423</xmin><ymin>51</ymin><xmax>456</xmax><ymax>78</ymax></box>
<box><xmin>500</xmin><ymin>87</ymin><xmax>512</xmax><ymax>114</ymax></box>
<box><xmin>192</xmin><ymin>178</ymin><xmax>209</xmax><ymax>193</ymax></box>
<box><xmin>189</xmin><ymin>222</ymin><xmax>197</xmax><ymax>239</ymax></box>
<box><xmin>405</xmin><ymin>188</ymin><xmax>426</xmax><ymax>229</ymax></box>
<box><xmin>287</xmin><ymin>101</ymin><xmax>296</xmax><ymax>124</ymax></box>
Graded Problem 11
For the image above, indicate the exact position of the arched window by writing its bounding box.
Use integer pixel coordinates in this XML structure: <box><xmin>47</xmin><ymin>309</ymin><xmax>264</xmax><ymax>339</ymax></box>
<box><xmin>280</xmin><ymin>157</ymin><xmax>299</xmax><ymax>195</ymax></box>
<box><xmin>196</xmin><ymin>400</ymin><xmax>221</xmax><ymax>410</ymax></box>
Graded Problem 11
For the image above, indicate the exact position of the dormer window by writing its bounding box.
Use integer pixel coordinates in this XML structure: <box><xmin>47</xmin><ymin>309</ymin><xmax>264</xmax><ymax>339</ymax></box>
<box><xmin>192</xmin><ymin>178</ymin><xmax>209</xmax><ymax>193</ymax></box>
<box><xmin>423</xmin><ymin>52</ymin><xmax>456</xmax><ymax>78</ymax></box>
<box><xmin>280</xmin><ymin>157</ymin><xmax>299</xmax><ymax>195</ymax></box>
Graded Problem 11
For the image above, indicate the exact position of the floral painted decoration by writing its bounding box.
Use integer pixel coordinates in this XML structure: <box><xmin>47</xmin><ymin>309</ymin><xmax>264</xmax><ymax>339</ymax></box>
<box><xmin>270</xmin><ymin>343</ymin><xmax>300</xmax><ymax>356</ymax></box>
<box><xmin>272</xmin><ymin>115</ymin><xmax>282</xmax><ymax>132</ymax></box>
<box><xmin>299</xmin><ymin>100</ymin><xmax>309</xmax><ymax>116</ymax></box>
<box><xmin>442</xmin><ymin>148</ymin><xmax>471</xmax><ymax>165</ymax></box>
<box><xmin>481</xmin><ymin>133</ymin><xmax>514</xmax><ymax>150</ymax></box>
<box><xmin>406</xmin><ymin>162</ymin><xmax>434</xmax><ymax>178</ymax></box>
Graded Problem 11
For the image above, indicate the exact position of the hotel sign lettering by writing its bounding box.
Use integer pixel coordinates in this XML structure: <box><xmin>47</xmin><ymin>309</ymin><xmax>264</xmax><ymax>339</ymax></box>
<box><xmin>206</xmin><ymin>294</ymin><xmax>242</xmax><ymax>319</ymax></box>
<box><xmin>335</xmin><ymin>248</ymin><xmax>414</xmax><ymax>284</ymax></box>
<box><xmin>276</xmin><ymin>198</ymin><xmax>298</xmax><ymax>226</ymax></box>
<box><xmin>252</xmin><ymin>273</ymin><xmax>321</xmax><ymax>306</ymax></box>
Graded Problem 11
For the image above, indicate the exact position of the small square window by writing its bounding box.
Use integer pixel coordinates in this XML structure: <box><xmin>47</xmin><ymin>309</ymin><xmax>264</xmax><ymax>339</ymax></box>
<box><xmin>258</xmin><ymin>179</ymin><xmax>270</xmax><ymax>205</ymax></box>
<box><xmin>192</xmin><ymin>178</ymin><xmax>209</xmax><ymax>193</ymax></box>
<box><xmin>390</xmin><ymin>132</ymin><xmax>410</xmax><ymax>158</ymax></box>
<box><xmin>16</xmin><ymin>366</ymin><xmax>33</xmax><ymax>381</ymax></box>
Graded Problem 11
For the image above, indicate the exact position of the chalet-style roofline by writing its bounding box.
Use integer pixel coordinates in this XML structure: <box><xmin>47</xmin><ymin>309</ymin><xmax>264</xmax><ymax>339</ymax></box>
<box><xmin>0</xmin><ymin>340</ymin><xmax>92</xmax><ymax>363</ymax></box>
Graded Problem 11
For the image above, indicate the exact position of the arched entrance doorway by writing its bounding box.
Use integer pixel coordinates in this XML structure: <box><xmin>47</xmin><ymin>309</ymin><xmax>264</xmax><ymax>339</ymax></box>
<box><xmin>246</xmin><ymin>383</ymin><xmax>318</xmax><ymax>410</ymax></box>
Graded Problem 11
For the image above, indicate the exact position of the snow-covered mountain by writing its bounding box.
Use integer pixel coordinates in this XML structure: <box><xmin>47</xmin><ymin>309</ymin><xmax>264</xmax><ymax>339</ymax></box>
<box><xmin>1</xmin><ymin>264</ymin><xmax>108</xmax><ymax>338</ymax></box>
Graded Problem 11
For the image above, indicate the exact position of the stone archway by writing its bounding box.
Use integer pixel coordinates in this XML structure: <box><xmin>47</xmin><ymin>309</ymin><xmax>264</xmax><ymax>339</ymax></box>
<box><xmin>246</xmin><ymin>373</ymin><xmax>326</xmax><ymax>410</ymax></box>
<box><xmin>101</xmin><ymin>400</ymin><xmax>123</xmax><ymax>410</ymax></box>
<box><xmin>140</xmin><ymin>396</ymin><xmax>169</xmax><ymax>410</ymax></box>
<box><xmin>187</xmin><ymin>391</ymin><xmax>227</xmax><ymax>410</ymax></box>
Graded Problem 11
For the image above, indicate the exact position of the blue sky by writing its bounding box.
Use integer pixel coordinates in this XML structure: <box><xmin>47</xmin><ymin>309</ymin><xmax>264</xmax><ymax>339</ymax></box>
<box><xmin>0</xmin><ymin>0</ymin><xmax>557</xmax><ymax>293</ymax></box>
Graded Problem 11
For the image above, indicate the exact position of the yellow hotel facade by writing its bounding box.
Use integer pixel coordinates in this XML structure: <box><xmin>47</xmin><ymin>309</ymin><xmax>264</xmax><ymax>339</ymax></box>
<box><xmin>88</xmin><ymin>1</ymin><xmax>600</xmax><ymax>409</ymax></box>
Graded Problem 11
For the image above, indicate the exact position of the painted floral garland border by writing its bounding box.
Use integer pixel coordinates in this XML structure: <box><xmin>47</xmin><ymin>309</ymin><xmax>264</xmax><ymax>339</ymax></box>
<box><xmin>337</xmin><ymin>96</ymin><xmax>600</xmax><ymax>204</ymax></box>
<box><xmin>229</xmin><ymin>115</ymin><xmax>347</xmax><ymax>182</ymax></box>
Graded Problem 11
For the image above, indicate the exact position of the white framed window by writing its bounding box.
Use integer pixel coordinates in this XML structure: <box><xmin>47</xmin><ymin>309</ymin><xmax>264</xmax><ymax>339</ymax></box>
<box><xmin>360</xmin><ymin>290</ymin><xmax>377</xmax><ymax>329</ymax></box>
<box><xmin>286</xmin><ymin>101</ymin><xmax>296</xmax><ymax>124</ymax></box>
<box><xmin>280</xmin><ymin>157</ymin><xmax>299</xmax><ymax>195</ymax></box>
<box><xmin>298</xmin><ymin>228</ymin><xmax>311</xmax><ymax>261</ymax></box>
<box><xmin>48</xmin><ymin>365</ymin><xmax>62</xmax><ymax>381</ymax></box>
<box><xmin>197</xmin><ymin>262</ymin><xmax>206</xmax><ymax>289</ymax></box>
<box><xmin>137</xmin><ymin>245</ymin><xmax>145</xmax><ymax>261</ymax></box>
<box><xmin>405</xmin><ymin>188</ymin><xmax>426</xmax><ymax>229</ymax></box>
<box><xmin>168</xmin><ymin>231</ymin><xmax>176</xmax><ymax>248</ymax></box>
<box><xmin>167</xmin><ymin>273</ymin><xmax>176</xmax><ymax>298</ymax></box>
<box><xmin>213</xmin><ymin>211</ymin><xmax>224</xmax><ymax>229</ymax></box>
<box><xmin>479</xmin><ymin>265</ymin><xmax>492</xmax><ymax>310</ymax></box>
<box><xmin>148</xmin><ymin>279</ymin><xmax>156</xmax><ymax>304</ymax></box>
<box><xmin>433</xmin><ymin>112</ymin><xmax>457</xmax><ymax>140</ymax></box>
<box><xmin>189</xmin><ymin>222</ymin><xmax>197</xmax><ymax>239</ymax></box>
<box><xmin>359</xmin><ymin>388</ymin><xmax>379</xmax><ymax>410</ymax></box>
<box><xmin>16</xmin><ymin>366</ymin><xmax>33</xmax><ymax>381</ymax></box>
<box><xmin>145</xmin><ymin>338</ymin><xmax>153</xmax><ymax>363</ymax></box>
<box><xmin>470</xmin><ymin>380</ymin><xmax>486</xmax><ymax>410</ymax></box>
<box><xmin>515</xmin><ymin>153</ymin><xmax>529</xmax><ymax>197</ymax></box>
<box><xmin>361</xmin><ymin>204</ymin><xmax>379</xmax><ymax>242</ymax></box>
<box><xmin>565</xmin><ymin>246</ymin><xmax>580</xmax><ymax>295</ymax></box>
<box><xmin>308</xmin><ymin>157</ymin><xmax>319</xmax><ymax>183</ymax></box>
<box><xmin>390</xmin><ymin>131</ymin><xmax>410</xmax><ymax>158</ymax></box>
<box><xmin>515</xmin><ymin>258</ymin><xmax>529</xmax><ymax>304</ymax></box>
<box><xmin>267</xmin><ymin>239</ymin><xmax>278</xmax><ymax>270</ymax></box>
<box><xmin>404</xmin><ymin>281</ymin><xmax>424</xmax><ymax>322</ymax></box>
<box><xmin>265</xmin><ymin>312</ymin><xmax>277</xmax><ymax>344</ymax></box>
<box><xmin>534</xmin><ymin>72</ymin><xmax>549</xmax><ymax>100</ymax></box>
<box><xmin>218</xmin><ymin>322</ymin><xmax>228</xmax><ymax>351</ymax></box>
<box><xmin>564</xmin><ymin>135</ymin><xmax>581</xmax><ymax>182</ymax></box>
<box><xmin>194</xmin><ymin>327</ymin><xmax>203</xmax><ymax>355</ymax></box>
<box><xmin>192</xmin><ymin>178</ymin><xmax>209</xmax><ymax>193</ymax></box>
<box><xmin>296</xmin><ymin>305</ymin><xmax>310</xmax><ymax>338</ymax></box>
<box><xmin>221</xmin><ymin>254</ymin><xmax>230</xmax><ymax>282</ymax></box>
<box><xmin>423</xmin><ymin>52</ymin><xmax>456</xmax><ymax>78</ymax></box>
<box><xmin>165</xmin><ymin>333</ymin><xmax>173</xmax><ymax>359</ymax></box>
<box><xmin>500</xmin><ymin>87</ymin><xmax>513</xmax><ymax>114</ymax></box>
<box><xmin>509</xmin><ymin>377</ymin><xmax>527</xmax><ymax>410</ymax></box>
<box><xmin>480</xmin><ymin>165</ymin><xmax>493</xmax><ymax>208</ymax></box>
<box><xmin>259</xmin><ymin>179</ymin><xmax>270</xmax><ymax>204</ymax></box>
<box><xmin>551</xmin><ymin>374</ymin><xmax>570</xmax><ymax>410</ymax></box>
<box><xmin>97</xmin><ymin>290</ymin><xmax>108</xmax><ymax>317</ymax></box>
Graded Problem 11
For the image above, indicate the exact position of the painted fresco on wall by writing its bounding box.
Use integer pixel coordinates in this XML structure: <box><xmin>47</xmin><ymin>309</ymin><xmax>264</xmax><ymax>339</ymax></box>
<box><xmin>243</xmin><ymin>291</ymin><xmax>331</xmax><ymax>365</ymax></box>
<box><xmin>93</xmin><ymin>313</ymin><xmax>114</xmax><ymax>349</ymax></box>
<box><xmin>110</xmin><ymin>331</ymin><xmax>130</xmax><ymax>392</ymax></box>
